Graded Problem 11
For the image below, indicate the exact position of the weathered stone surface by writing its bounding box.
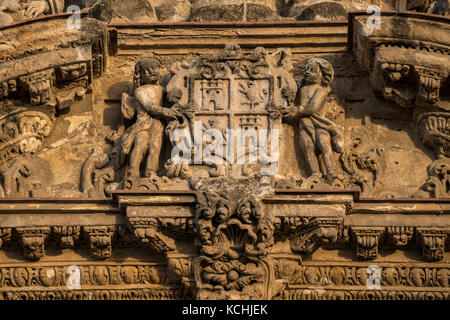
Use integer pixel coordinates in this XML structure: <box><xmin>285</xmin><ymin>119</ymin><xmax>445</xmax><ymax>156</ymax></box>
<box><xmin>295</xmin><ymin>2</ymin><xmax>348</xmax><ymax>21</ymax></box>
<box><xmin>89</xmin><ymin>0</ymin><xmax>156</xmax><ymax>23</ymax></box>
<box><xmin>407</xmin><ymin>0</ymin><xmax>449</xmax><ymax>15</ymax></box>
<box><xmin>0</xmin><ymin>6</ymin><xmax>448</xmax><ymax>301</ymax></box>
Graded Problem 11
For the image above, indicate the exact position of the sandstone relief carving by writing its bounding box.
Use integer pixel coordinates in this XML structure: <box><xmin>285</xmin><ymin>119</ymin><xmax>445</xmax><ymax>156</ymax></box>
<box><xmin>282</xmin><ymin>57</ymin><xmax>344</xmax><ymax>188</ymax></box>
<box><xmin>121</xmin><ymin>58</ymin><xmax>175</xmax><ymax>182</ymax></box>
<box><xmin>192</xmin><ymin>176</ymin><xmax>277</xmax><ymax>299</ymax></box>
<box><xmin>81</xmin><ymin>44</ymin><xmax>298</xmax><ymax>196</ymax></box>
<box><xmin>0</xmin><ymin>13</ymin><xmax>107</xmax><ymax>197</ymax></box>
<box><xmin>288</xmin><ymin>217</ymin><xmax>342</xmax><ymax>254</ymax></box>
<box><xmin>0</xmin><ymin>9</ymin><xmax>447</xmax><ymax>301</ymax></box>
<box><xmin>340</xmin><ymin>116</ymin><xmax>386</xmax><ymax>195</ymax></box>
<box><xmin>351</xmin><ymin>13</ymin><xmax>450</xmax><ymax>198</ymax></box>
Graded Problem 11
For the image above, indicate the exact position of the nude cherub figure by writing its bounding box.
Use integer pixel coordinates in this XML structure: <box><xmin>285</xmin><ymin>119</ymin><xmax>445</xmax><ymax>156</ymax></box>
<box><xmin>283</xmin><ymin>57</ymin><xmax>343</xmax><ymax>185</ymax></box>
<box><xmin>121</xmin><ymin>58</ymin><xmax>180</xmax><ymax>179</ymax></box>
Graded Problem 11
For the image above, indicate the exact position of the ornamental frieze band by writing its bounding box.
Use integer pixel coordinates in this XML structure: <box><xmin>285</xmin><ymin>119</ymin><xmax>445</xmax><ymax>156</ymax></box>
<box><xmin>0</xmin><ymin>0</ymin><xmax>447</xmax><ymax>301</ymax></box>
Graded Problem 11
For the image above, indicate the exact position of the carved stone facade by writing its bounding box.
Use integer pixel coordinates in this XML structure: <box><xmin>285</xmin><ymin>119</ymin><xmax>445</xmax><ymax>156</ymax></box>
<box><xmin>0</xmin><ymin>3</ymin><xmax>447</xmax><ymax>300</ymax></box>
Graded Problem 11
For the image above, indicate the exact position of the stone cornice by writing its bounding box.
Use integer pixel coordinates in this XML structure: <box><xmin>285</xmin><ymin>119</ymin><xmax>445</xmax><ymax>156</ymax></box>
<box><xmin>0</xmin><ymin>190</ymin><xmax>447</xmax><ymax>264</ymax></box>
<box><xmin>108</xmin><ymin>20</ymin><xmax>348</xmax><ymax>55</ymax></box>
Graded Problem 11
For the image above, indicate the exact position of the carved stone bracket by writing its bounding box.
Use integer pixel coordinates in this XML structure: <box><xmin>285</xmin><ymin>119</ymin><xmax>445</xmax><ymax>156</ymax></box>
<box><xmin>351</xmin><ymin>227</ymin><xmax>384</xmax><ymax>260</ymax></box>
<box><xmin>16</xmin><ymin>227</ymin><xmax>50</xmax><ymax>261</ymax></box>
<box><xmin>52</xmin><ymin>226</ymin><xmax>81</xmax><ymax>249</ymax></box>
<box><xmin>351</xmin><ymin>13</ymin><xmax>450</xmax><ymax>108</ymax></box>
<box><xmin>127</xmin><ymin>216</ymin><xmax>195</xmax><ymax>296</ymax></box>
<box><xmin>289</xmin><ymin>217</ymin><xmax>343</xmax><ymax>254</ymax></box>
<box><xmin>19</xmin><ymin>69</ymin><xmax>55</xmax><ymax>107</ymax></box>
<box><xmin>0</xmin><ymin>227</ymin><xmax>11</xmax><ymax>248</ymax></box>
<box><xmin>350</xmin><ymin>13</ymin><xmax>450</xmax><ymax>198</ymax></box>
<box><xmin>9</xmin><ymin>64</ymin><xmax>92</xmax><ymax>111</ymax></box>
<box><xmin>371</xmin><ymin>48</ymin><xmax>448</xmax><ymax>107</ymax></box>
<box><xmin>417</xmin><ymin>228</ymin><xmax>448</xmax><ymax>261</ymax></box>
<box><xmin>416</xmin><ymin>66</ymin><xmax>445</xmax><ymax>104</ymax></box>
<box><xmin>129</xmin><ymin>218</ymin><xmax>179</xmax><ymax>256</ymax></box>
<box><xmin>387</xmin><ymin>226</ymin><xmax>414</xmax><ymax>247</ymax></box>
<box><xmin>84</xmin><ymin>226</ymin><xmax>115</xmax><ymax>260</ymax></box>
<box><xmin>0</xmin><ymin>15</ymin><xmax>107</xmax><ymax>111</ymax></box>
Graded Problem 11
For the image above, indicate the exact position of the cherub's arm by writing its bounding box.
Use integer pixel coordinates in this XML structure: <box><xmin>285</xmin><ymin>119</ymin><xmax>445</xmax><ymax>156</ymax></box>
<box><xmin>135</xmin><ymin>87</ymin><xmax>180</xmax><ymax>120</ymax></box>
<box><xmin>298</xmin><ymin>86</ymin><xmax>330</xmax><ymax>116</ymax></box>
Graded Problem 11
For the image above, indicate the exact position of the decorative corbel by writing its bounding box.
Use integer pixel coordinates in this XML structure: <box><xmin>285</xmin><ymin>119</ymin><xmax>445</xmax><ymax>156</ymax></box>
<box><xmin>52</xmin><ymin>226</ymin><xmax>81</xmax><ymax>248</ymax></box>
<box><xmin>416</xmin><ymin>66</ymin><xmax>443</xmax><ymax>104</ymax></box>
<box><xmin>290</xmin><ymin>217</ymin><xmax>343</xmax><ymax>254</ymax></box>
<box><xmin>373</xmin><ymin>59</ymin><xmax>414</xmax><ymax>107</ymax></box>
<box><xmin>417</xmin><ymin>228</ymin><xmax>448</xmax><ymax>261</ymax></box>
<box><xmin>16</xmin><ymin>227</ymin><xmax>50</xmax><ymax>260</ymax></box>
<box><xmin>0</xmin><ymin>79</ymin><xmax>17</xmax><ymax>99</ymax></box>
<box><xmin>129</xmin><ymin>218</ymin><xmax>178</xmax><ymax>255</ymax></box>
<box><xmin>351</xmin><ymin>227</ymin><xmax>384</xmax><ymax>260</ymax></box>
<box><xmin>55</xmin><ymin>63</ymin><xmax>90</xmax><ymax>111</ymax></box>
<box><xmin>84</xmin><ymin>226</ymin><xmax>115</xmax><ymax>259</ymax></box>
<box><xmin>19</xmin><ymin>69</ymin><xmax>55</xmax><ymax>106</ymax></box>
<box><xmin>0</xmin><ymin>228</ymin><xmax>11</xmax><ymax>248</ymax></box>
<box><xmin>387</xmin><ymin>226</ymin><xmax>414</xmax><ymax>247</ymax></box>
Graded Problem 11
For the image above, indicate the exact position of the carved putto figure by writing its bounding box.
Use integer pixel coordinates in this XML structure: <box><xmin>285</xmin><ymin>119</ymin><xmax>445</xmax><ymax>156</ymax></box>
<box><xmin>121</xmin><ymin>58</ymin><xmax>180</xmax><ymax>179</ymax></box>
<box><xmin>283</xmin><ymin>57</ymin><xmax>343</xmax><ymax>186</ymax></box>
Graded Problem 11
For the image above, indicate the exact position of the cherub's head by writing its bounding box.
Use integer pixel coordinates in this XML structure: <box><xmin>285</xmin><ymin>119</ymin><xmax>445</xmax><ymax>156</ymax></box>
<box><xmin>303</xmin><ymin>58</ymin><xmax>334</xmax><ymax>86</ymax></box>
<box><xmin>134</xmin><ymin>58</ymin><xmax>161</xmax><ymax>87</ymax></box>
<box><xmin>215</xmin><ymin>200</ymin><xmax>230</xmax><ymax>223</ymax></box>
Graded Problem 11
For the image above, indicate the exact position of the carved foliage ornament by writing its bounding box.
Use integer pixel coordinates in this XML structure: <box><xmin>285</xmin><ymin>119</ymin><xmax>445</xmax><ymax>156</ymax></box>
<box><xmin>340</xmin><ymin>116</ymin><xmax>385</xmax><ymax>195</ymax></box>
<box><xmin>417</xmin><ymin>228</ymin><xmax>448</xmax><ymax>261</ymax></box>
<box><xmin>84</xmin><ymin>226</ymin><xmax>115</xmax><ymax>260</ymax></box>
<box><xmin>0</xmin><ymin>111</ymin><xmax>52</xmax><ymax>166</ymax></box>
<box><xmin>16</xmin><ymin>227</ymin><xmax>50</xmax><ymax>261</ymax></box>
<box><xmin>351</xmin><ymin>227</ymin><xmax>384</xmax><ymax>260</ymax></box>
